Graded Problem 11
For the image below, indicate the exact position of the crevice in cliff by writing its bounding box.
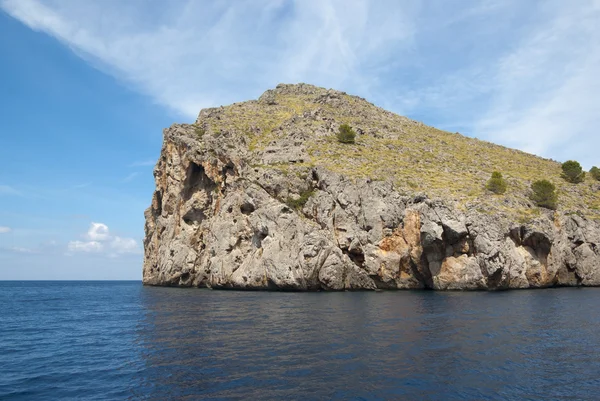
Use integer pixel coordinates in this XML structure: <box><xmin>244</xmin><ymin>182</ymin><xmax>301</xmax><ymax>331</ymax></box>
<box><xmin>357</xmin><ymin>190</ymin><xmax>370</xmax><ymax>233</ymax></box>
<box><xmin>486</xmin><ymin>266</ymin><xmax>505</xmax><ymax>289</ymax></box>
<box><xmin>220</xmin><ymin>162</ymin><xmax>237</xmax><ymax>191</ymax></box>
<box><xmin>557</xmin><ymin>261</ymin><xmax>583</xmax><ymax>287</ymax></box>
<box><xmin>419</xmin><ymin>236</ymin><xmax>443</xmax><ymax>290</ymax></box>
<box><xmin>342</xmin><ymin>247</ymin><xmax>365</xmax><ymax>268</ymax></box>
<box><xmin>465</xmin><ymin>224</ymin><xmax>477</xmax><ymax>256</ymax></box>
<box><xmin>311</xmin><ymin>169</ymin><xmax>320</xmax><ymax>188</ymax></box>
<box><xmin>154</xmin><ymin>190</ymin><xmax>163</xmax><ymax>216</ymax></box>
<box><xmin>252</xmin><ymin>231</ymin><xmax>267</xmax><ymax>248</ymax></box>
<box><xmin>332</xmin><ymin>212</ymin><xmax>365</xmax><ymax>272</ymax></box>
<box><xmin>411</xmin><ymin>255</ymin><xmax>433</xmax><ymax>289</ymax></box>
<box><xmin>222</xmin><ymin>162</ymin><xmax>236</xmax><ymax>178</ymax></box>
<box><xmin>369</xmin><ymin>274</ymin><xmax>398</xmax><ymax>290</ymax></box>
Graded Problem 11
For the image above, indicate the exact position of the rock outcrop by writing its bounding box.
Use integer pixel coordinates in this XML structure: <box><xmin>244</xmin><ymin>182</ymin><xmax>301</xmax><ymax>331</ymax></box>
<box><xmin>143</xmin><ymin>84</ymin><xmax>600</xmax><ymax>290</ymax></box>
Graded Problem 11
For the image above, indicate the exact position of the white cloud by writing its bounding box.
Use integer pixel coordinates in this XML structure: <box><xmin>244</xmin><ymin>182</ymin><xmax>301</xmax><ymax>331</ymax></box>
<box><xmin>380</xmin><ymin>1</ymin><xmax>600</xmax><ymax>167</ymax></box>
<box><xmin>0</xmin><ymin>0</ymin><xmax>417</xmax><ymax>119</ymax></box>
<box><xmin>2</xmin><ymin>0</ymin><xmax>599</xmax><ymax>167</ymax></box>
<box><xmin>473</xmin><ymin>1</ymin><xmax>600</xmax><ymax>167</ymax></box>
<box><xmin>0</xmin><ymin>226</ymin><xmax>11</xmax><ymax>233</ymax></box>
<box><xmin>68</xmin><ymin>240</ymin><xmax>103</xmax><ymax>253</ymax></box>
<box><xmin>68</xmin><ymin>222</ymin><xmax>140</xmax><ymax>256</ymax></box>
<box><xmin>86</xmin><ymin>222</ymin><xmax>110</xmax><ymax>241</ymax></box>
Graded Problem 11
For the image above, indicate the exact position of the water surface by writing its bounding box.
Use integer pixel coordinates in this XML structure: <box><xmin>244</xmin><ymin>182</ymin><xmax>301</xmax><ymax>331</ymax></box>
<box><xmin>1</xmin><ymin>281</ymin><xmax>599</xmax><ymax>400</ymax></box>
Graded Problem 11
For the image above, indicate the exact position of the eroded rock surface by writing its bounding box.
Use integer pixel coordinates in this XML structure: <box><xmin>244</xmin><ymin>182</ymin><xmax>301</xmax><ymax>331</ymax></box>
<box><xmin>143</xmin><ymin>85</ymin><xmax>600</xmax><ymax>290</ymax></box>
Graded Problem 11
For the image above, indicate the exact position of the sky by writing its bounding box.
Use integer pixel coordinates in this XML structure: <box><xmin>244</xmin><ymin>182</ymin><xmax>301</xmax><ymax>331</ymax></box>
<box><xmin>1</xmin><ymin>0</ymin><xmax>599</xmax><ymax>280</ymax></box>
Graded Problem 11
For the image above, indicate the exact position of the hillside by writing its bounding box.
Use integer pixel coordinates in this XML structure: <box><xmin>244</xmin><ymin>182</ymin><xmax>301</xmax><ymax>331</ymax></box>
<box><xmin>143</xmin><ymin>84</ymin><xmax>600</xmax><ymax>291</ymax></box>
<box><xmin>195</xmin><ymin>83</ymin><xmax>600</xmax><ymax>222</ymax></box>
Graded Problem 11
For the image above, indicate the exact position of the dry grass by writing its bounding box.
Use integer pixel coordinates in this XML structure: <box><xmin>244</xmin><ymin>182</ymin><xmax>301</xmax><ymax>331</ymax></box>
<box><xmin>197</xmin><ymin>85</ymin><xmax>600</xmax><ymax>222</ymax></box>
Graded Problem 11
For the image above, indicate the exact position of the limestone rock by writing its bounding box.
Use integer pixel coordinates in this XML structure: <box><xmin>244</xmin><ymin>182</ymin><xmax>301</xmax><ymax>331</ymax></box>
<box><xmin>143</xmin><ymin>84</ymin><xmax>600</xmax><ymax>291</ymax></box>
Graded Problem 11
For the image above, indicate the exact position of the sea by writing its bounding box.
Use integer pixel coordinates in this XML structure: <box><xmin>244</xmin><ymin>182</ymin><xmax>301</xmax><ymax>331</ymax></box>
<box><xmin>1</xmin><ymin>281</ymin><xmax>599</xmax><ymax>400</ymax></box>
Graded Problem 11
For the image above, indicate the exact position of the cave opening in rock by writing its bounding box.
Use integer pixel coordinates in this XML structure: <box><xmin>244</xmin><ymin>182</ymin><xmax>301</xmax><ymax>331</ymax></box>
<box><xmin>240</xmin><ymin>201</ymin><xmax>255</xmax><ymax>215</ymax></box>
<box><xmin>222</xmin><ymin>162</ymin><xmax>236</xmax><ymax>180</ymax></box>
<box><xmin>252</xmin><ymin>230</ymin><xmax>268</xmax><ymax>248</ymax></box>
<box><xmin>182</xmin><ymin>162</ymin><xmax>217</xmax><ymax>201</ymax></box>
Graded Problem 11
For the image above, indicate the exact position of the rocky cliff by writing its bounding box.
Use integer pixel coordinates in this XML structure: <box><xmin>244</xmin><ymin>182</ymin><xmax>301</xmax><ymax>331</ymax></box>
<box><xmin>143</xmin><ymin>84</ymin><xmax>600</xmax><ymax>290</ymax></box>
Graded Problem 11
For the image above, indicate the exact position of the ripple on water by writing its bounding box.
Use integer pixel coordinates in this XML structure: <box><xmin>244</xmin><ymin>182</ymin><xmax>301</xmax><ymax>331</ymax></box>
<box><xmin>1</xmin><ymin>282</ymin><xmax>600</xmax><ymax>400</ymax></box>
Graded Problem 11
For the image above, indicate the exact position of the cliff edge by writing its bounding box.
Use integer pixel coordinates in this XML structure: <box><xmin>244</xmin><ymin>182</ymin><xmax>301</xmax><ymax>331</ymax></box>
<box><xmin>143</xmin><ymin>84</ymin><xmax>600</xmax><ymax>290</ymax></box>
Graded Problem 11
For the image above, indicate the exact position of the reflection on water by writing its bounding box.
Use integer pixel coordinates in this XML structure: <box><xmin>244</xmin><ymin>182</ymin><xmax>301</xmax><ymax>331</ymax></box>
<box><xmin>1</xmin><ymin>282</ymin><xmax>599</xmax><ymax>400</ymax></box>
<box><xmin>136</xmin><ymin>288</ymin><xmax>600</xmax><ymax>400</ymax></box>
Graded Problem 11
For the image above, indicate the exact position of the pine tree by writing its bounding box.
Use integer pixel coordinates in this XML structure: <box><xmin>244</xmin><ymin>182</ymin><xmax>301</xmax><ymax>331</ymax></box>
<box><xmin>531</xmin><ymin>180</ymin><xmax>558</xmax><ymax>210</ymax></box>
<box><xmin>486</xmin><ymin>171</ymin><xmax>507</xmax><ymax>194</ymax></box>
<box><xmin>337</xmin><ymin>124</ymin><xmax>356</xmax><ymax>144</ymax></box>
<box><xmin>561</xmin><ymin>160</ymin><xmax>585</xmax><ymax>183</ymax></box>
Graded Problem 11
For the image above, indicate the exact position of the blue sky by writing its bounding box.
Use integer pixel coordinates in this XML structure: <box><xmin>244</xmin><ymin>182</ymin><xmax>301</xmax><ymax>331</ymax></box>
<box><xmin>1</xmin><ymin>0</ymin><xmax>599</xmax><ymax>280</ymax></box>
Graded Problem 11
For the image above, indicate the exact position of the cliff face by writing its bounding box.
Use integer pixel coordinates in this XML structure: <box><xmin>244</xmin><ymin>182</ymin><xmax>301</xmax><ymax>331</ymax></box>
<box><xmin>143</xmin><ymin>84</ymin><xmax>600</xmax><ymax>290</ymax></box>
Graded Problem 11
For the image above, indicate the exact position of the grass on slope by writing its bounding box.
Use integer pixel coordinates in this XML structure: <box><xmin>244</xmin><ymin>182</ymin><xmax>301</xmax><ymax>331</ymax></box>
<box><xmin>196</xmin><ymin>85</ymin><xmax>600</xmax><ymax>222</ymax></box>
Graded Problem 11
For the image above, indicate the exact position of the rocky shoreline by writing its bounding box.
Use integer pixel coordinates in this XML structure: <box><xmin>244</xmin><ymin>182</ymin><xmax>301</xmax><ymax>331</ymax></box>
<box><xmin>143</xmin><ymin>85</ymin><xmax>600</xmax><ymax>291</ymax></box>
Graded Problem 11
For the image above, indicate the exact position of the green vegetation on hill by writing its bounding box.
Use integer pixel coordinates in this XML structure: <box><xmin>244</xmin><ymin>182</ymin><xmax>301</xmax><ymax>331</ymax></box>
<box><xmin>337</xmin><ymin>123</ymin><xmax>356</xmax><ymax>144</ymax></box>
<box><xmin>486</xmin><ymin>171</ymin><xmax>507</xmax><ymax>194</ymax></box>
<box><xmin>285</xmin><ymin>189</ymin><xmax>315</xmax><ymax>210</ymax></box>
<box><xmin>194</xmin><ymin>126</ymin><xmax>206</xmax><ymax>138</ymax></box>
<box><xmin>194</xmin><ymin>84</ymin><xmax>600</xmax><ymax>221</ymax></box>
<box><xmin>531</xmin><ymin>180</ymin><xmax>558</xmax><ymax>210</ymax></box>
<box><xmin>561</xmin><ymin>160</ymin><xmax>585</xmax><ymax>184</ymax></box>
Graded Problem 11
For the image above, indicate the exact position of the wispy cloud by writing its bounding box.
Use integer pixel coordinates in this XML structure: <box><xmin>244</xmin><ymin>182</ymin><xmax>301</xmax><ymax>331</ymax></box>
<box><xmin>109</xmin><ymin>236</ymin><xmax>141</xmax><ymax>255</ymax></box>
<box><xmin>0</xmin><ymin>237</ymin><xmax>62</xmax><ymax>256</ymax></box>
<box><xmin>0</xmin><ymin>185</ymin><xmax>21</xmax><ymax>196</ymax></box>
<box><xmin>0</xmin><ymin>226</ymin><xmax>11</xmax><ymax>233</ymax></box>
<box><xmin>383</xmin><ymin>1</ymin><xmax>600</xmax><ymax>167</ymax></box>
<box><xmin>128</xmin><ymin>160</ymin><xmax>155</xmax><ymax>167</ymax></box>
<box><xmin>67</xmin><ymin>240</ymin><xmax>103</xmax><ymax>253</ymax></box>
<box><xmin>1</xmin><ymin>246</ymin><xmax>39</xmax><ymax>254</ymax></box>
<box><xmin>121</xmin><ymin>172</ymin><xmax>139</xmax><ymax>183</ymax></box>
<box><xmin>1</xmin><ymin>0</ymin><xmax>599</xmax><ymax>167</ymax></box>
<box><xmin>0</xmin><ymin>0</ymin><xmax>417</xmax><ymax>119</ymax></box>
<box><xmin>473</xmin><ymin>1</ymin><xmax>600</xmax><ymax>167</ymax></box>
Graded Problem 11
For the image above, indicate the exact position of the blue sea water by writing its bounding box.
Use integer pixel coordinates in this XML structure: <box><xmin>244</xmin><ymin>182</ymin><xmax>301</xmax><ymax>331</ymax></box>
<box><xmin>1</xmin><ymin>282</ymin><xmax>600</xmax><ymax>400</ymax></box>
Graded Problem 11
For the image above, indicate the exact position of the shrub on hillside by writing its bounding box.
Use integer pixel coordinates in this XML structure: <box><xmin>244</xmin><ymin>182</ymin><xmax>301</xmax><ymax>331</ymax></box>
<box><xmin>590</xmin><ymin>166</ymin><xmax>600</xmax><ymax>181</ymax></box>
<box><xmin>486</xmin><ymin>171</ymin><xmax>507</xmax><ymax>194</ymax></box>
<box><xmin>337</xmin><ymin>123</ymin><xmax>356</xmax><ymax>144</ymax></box>
<box><xmin>285</xmin><ymin>189</ymin><xmax>315</xmax><ymax>211</ymax></box>
<box><xmin>194</xmin><ymin>125</ymin><xmax>206</xmax><ymax>138</ymax></box>
<box><xmin>531</xmin><ymin>180</ymin><xmax>558</xmax><ymax>210</ymax></box>
<box><xmin>561</xmin><ymin>160</ymin><xmax>585</xmax><ymax>183</ymax></box>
